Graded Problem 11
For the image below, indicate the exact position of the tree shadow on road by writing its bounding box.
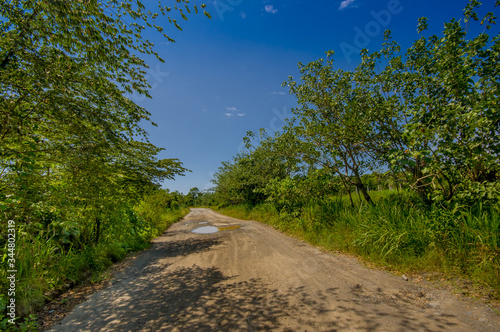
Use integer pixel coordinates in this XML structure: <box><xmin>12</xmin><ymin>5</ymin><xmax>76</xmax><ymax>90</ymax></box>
<box><xmin>53</xmin><ymin>236</ymin><xmax>462</xmax><ymax>331</ymax></box>
<box><xmin>54</xmin><ymin>263</ymin><xmax>336</xmax><ymax>331</ymax></box>
<box><xmin>54</xmin><ymin>264</ymin><xmax>461</xmax><ymax>331</ymax></box>
<box><xmin>111</xmin><ymin>237</ymin><xmax>223</xmax><ymax>280</ymax></box>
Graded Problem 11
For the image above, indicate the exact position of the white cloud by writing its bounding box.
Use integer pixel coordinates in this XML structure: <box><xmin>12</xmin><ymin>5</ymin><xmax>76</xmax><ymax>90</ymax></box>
<box><xmin>271</xmin><ymin>91</ymin><xmax>286</xmax><ymax>95</ymax></box>
<box><xmin>264</xmin><ymin>5</ymin><xmax>278</xmax><ymax>14</ymax></box>
<box><xmin>339</xmin><ymin>0</ymin><xmax>357</xmax><ymax>10</ymax></box>
<box><xmin>225</xmin><ymin>107</ymin><xmax>245</xmax><ymax>118</ymax></box>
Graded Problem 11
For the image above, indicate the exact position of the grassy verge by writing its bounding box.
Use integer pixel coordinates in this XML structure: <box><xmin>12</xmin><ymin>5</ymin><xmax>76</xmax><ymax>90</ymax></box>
<box><xmin>216</xmin><ymin>193</ymin><xmax>500</xmax><ymax>300</ymax></box>
<box><xmin>0</xmin><ymin>205</ymin><xmax>189</xmax><ymax>331</ymax></box>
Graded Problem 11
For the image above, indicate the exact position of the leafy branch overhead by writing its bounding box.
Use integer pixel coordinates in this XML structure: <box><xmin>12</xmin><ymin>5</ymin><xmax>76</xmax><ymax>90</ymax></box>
<box><xmin>0</xmin><ymin>0</ymin><xmax>209</xmax><ymax>203</ymax></box>
<box><xmin>0</xmin><ymin>0</ymin><xmax>209</xmax><ymax>146</ymax></box>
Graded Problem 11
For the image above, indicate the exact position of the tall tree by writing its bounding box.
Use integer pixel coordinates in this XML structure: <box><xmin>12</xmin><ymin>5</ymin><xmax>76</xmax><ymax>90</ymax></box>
<box><xmin>0</xmin><ymin>0</ymin><xmax>208</xmax><ymax>231</ymax></box>
<box><xmin>283</xmin><ymin>54</ymin><xmax>378</xmax><ymax>204</ymax></box>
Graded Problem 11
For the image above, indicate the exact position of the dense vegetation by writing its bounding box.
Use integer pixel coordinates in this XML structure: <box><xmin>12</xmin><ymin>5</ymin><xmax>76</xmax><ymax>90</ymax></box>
<box><xmin>0</xmin><ymin>0</ymin><xmax>209</xmax><ymax>329</ymax></box>
<box><xmin>210</xmin><ymin>1</ymin><xmax>500</xmax><ymax>297</ymax></box>
<box><xmin>1</xmin><ymin>0</ymin><xmax>498</xmax><ymax>330</ymax></box>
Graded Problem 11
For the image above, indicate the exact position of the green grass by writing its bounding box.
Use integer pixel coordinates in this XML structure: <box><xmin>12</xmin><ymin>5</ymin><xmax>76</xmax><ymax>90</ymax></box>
<box><xmin>0</xmin><ymin>206</ymin><xmax>189</xmax><ymax>329</ymax></box>
<box><xmin>217</xmin><ymin>192</ymin><xmax>500</xmax><ymax>299</ymax></box>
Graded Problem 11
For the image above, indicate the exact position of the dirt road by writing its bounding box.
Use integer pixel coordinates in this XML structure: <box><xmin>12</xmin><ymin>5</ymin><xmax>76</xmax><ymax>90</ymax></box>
<box><xmin>51</xmin><ymin>208</ymin><xmax>499</xmax><ymax>331</ymax></box>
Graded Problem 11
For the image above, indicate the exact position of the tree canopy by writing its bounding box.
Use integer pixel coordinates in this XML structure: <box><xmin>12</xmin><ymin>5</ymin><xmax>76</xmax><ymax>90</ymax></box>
<box><xmin>1</xmin><ymin>0</ymin><xmax>210</xmax><ymax>222</ymax></box>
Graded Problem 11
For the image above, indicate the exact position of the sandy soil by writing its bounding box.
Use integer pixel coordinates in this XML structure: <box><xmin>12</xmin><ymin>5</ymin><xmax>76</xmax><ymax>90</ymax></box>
<box><xmin>49</xmin><ymin>208</ymin><xmax>500</xmax><ymax>331</ymax></box>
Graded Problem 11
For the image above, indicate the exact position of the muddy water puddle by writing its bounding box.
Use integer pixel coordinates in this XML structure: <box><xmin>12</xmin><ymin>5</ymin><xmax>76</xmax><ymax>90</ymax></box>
<box><xmin>192</xmin><ymin>226</ymin><xmax>218</xmax><ymax>234</ymax></box>
<box><xmin>191</xmin><ymin>225</ymin><xmax>242</xmax><ymax>234</ymax></box>
<box><xmin>218</xmin><ymin>225</ymin><xmax>242</xmax><ymax>231</ymax></box>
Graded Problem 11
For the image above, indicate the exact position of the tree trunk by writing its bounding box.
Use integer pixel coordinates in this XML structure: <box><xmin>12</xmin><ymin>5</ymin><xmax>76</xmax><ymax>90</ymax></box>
<box><xmin>352</xmin><ymin>169</ymin><xmax>373</xmax><ymax>205</ymax></box>
<box><xmin>347</xmin><ymin>187</ymin><xmax>354</xmax><ymax>208</ymax></box>
<box><xmin>342</xmin><ymin>181</ymin><xmax>354</xmax><ymax>208</ymax></box>
<box><xmin>356</xmin><ymin>182</ymin><xmax>373</xmax><ymax>205</ymax></box>
<box><xmin>407</xmin><ymin>166</ymin><xmax>432</xmax><ymax>206</ymax></box>
<box><xmin>94</xmin><ymin>216</ymin><xmax>101</xmax><ymax>244</ymax></box>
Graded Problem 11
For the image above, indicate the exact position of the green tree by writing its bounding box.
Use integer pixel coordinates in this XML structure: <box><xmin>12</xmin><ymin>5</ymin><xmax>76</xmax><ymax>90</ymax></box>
<box><xmin>0</xmin><ymin>1</ymin><xmax>208</xmax><ymax>319</ymax></box>
<box><xmin>361</xmin><ymin>1</ymin><xmax>500</xmax><ymax>204</ymax></box>
<box><xmin>0</xmin><ymin>0</ymin><xmax>208</xmax><ymax>225</ymax></box>
<box><xmin>213</xmin><ymin>135</ymin><xmax>290</xmax><ymax>206</ymax></box>
<box><xmin>186</xmin><ymin>187</ymin><xmax>201</xmax><ymax>206</ymax></box>
<box><xmin>283</xmin><ymin>54</ymin><xmax>379</xmax><ymax>204</ymax></box>
<box><xmin>282</xmin><ymin>0</ymin><xmax>499</xmax><ymax>206</ymax></box>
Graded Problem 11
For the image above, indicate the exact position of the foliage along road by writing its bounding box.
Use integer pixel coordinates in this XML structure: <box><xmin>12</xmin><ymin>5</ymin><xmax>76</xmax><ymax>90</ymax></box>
<box><xmin>50</xmin><ymin>208</ymin><xmax>499</xmax><ymax>331</ymax></box>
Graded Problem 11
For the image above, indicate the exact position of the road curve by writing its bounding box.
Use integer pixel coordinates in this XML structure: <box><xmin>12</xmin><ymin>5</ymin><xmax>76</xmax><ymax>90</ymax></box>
<box><xmin>51</xmin><ymin>208</ymin><xmax>500</xmax><ymax>331</ymax></box>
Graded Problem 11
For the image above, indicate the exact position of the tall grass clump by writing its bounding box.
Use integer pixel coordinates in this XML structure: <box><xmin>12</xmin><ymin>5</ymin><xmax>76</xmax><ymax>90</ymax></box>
<box><xmin>324</xmin><ymin>196</ymin><xmax>499</xmax><ymax>291</ymax></box>
<box><xmin>217</xmin><ymin>203</ymin><xmax>277</xmax><ymax>223</ymax></box>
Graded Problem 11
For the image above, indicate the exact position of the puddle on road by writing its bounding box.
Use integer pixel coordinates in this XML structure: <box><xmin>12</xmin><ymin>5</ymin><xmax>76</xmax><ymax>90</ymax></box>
<box><xmin>191</xmin><ymin>225</ymin><xmax>242</xmax><ymax>234</ymax></box>
<box><xmin>192</xmin><ymin>226</ymin><xmax>219</xmax><ymax>234</ymax></box>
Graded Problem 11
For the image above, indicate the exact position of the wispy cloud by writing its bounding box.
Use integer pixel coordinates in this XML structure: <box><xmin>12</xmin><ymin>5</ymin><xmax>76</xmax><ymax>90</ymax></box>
<box><xmin>271</xmin><ymin>91</ymin><xmax>286</xmax><ymax>95</ymax></box>
<box><xmin>264</xmin><ymin>5</ymin><xmax>278</xmax><ymax>14</ymax></box>
<box><xmin>225</xmin><ymin>107</ymin><xmax>245</xmax><ymax>118</ymax></box>
<box><xmin>240</xmin><ymin>12</ymin><xmax>247</xmax><ymax>19</ymax></box>
<box><xmin>339</xmin><ymin>0</ymin><xmax>357</xmax><ymax>11</ymax></box>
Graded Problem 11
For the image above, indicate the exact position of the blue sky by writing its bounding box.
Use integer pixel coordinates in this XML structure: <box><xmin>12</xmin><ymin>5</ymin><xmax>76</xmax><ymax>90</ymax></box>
<box><xmin>134</xmin><ymin>0</ymin><xmax>499</xmax><ymax>194</ymax></box>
